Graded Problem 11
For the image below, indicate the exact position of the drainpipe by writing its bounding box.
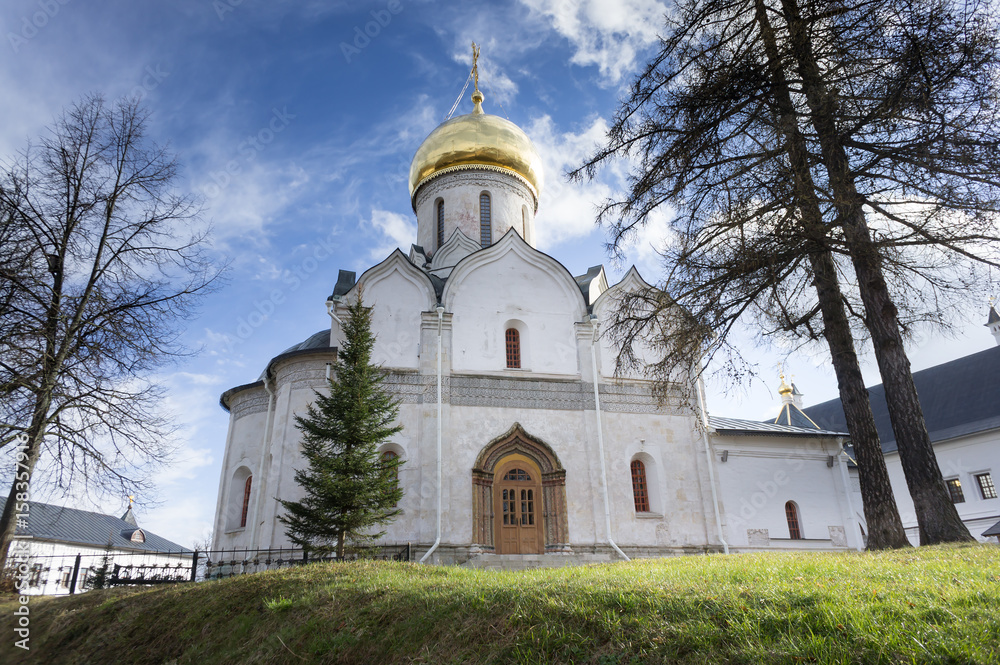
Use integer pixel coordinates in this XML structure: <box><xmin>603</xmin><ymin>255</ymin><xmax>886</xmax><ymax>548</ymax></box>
<box><xmin>325</xmin><ymin>300</ymin><xmax>341</xmax><ymax>381</ymax></box>
<box><xmin>420</xmin><ymin>305</ymin><xmax>446</xmax><ymax>563</ymax></box>
<box><xmin>696</xmin><ymin>374</ymin><xmax>729</xmax><ymax>554</ymax></box>
<box><xmin>837</xmin><ymin>438</ymin><xmax>863</xmax><ymax>550</ymax></box>
<box><xmin>589</xmin><ymin>316</ymin><xmax>630</xmax><ymax>561</ymax></box>
<box><xmin>250</xmin><ymin>376</ymin><xmax>275</xmax><ymax>549</ymax></box>
<box><xmin>326</xmin><ymin>298</ymin><xmax>343</xmax><ymax>327</ymax></box>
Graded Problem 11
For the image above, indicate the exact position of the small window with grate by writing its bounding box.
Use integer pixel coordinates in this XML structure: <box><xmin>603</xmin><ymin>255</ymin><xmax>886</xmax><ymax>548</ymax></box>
<box><xmin>436</xmin><ymin>199</ymin><xmax>445</xmax><ymax>249</ymax></box>
<box><xmin>505</xmin><ymin>328</ymin><xmax>520</xmax><ymax>368</ymax></box>
<box><xmin>976</xmin><ymin>473</ymin><xmax>997</xmax><ymax>500</ymax></box>
<box><xmin>631</xmin><ymin>460</ymin><xmax>650</xmax><ymax>512</ymax></box>
<box><xmin>503</xmin><ymin>468</ymin><xmax>531</xmax><ymax>481</ymax></box>
<box><xmin>382</xmin><ymin>451</ymin><xmax>400</xmax><ymax>506</ymax></box>
<box><xmin>240</xmin><ymin>475</ymin><xmax>252</xmax><ymax>528</ymax></box>
<box><xmin>480</xmin><ymin>192</ymin><xmax>492</xmax><ymax>247</ymax></box>
<box><xmin>946</xmin><ymin>478</ymin><xmax>965</xmax><ymax>503</ymax></box>
<box><xmin>785</xmin><ymin>501</ymin><xmax>802</xmax><ymax>539</ymax></box>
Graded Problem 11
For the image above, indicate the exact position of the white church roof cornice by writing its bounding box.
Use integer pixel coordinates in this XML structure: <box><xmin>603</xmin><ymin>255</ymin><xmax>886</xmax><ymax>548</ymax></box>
<box><xmin>440</xmin><ymin>228</ymin><xmax>589</xmax><ymax>318</ymax></box>
<box><xmin>348</xmin><ymin>248</ymin><xmax>440</xmax><ymax>310</ymax></box>
<box><xmin>592</xmin><ymin>266</ymin><xmax>655</xmax><ymax>316</ymax></box>
<box><xmin>430</xmin><ymin>228</ymin><xmax>481</xmax><ymax>272</ymax></box>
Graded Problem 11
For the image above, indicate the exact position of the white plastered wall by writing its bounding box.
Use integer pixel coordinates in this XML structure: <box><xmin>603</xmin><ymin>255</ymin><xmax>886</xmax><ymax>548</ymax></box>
<box><xmin>713</xmin><ymin>435</ymin><xmax>859</xmax><ymax>550</ymax></box>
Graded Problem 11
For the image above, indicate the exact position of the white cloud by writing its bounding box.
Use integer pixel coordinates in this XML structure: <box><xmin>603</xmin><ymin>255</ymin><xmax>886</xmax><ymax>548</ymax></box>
<box><xmin>527</xmin><ymin>114</ymin><xmax>616</xmax><ymax>248</ymax></box>
<box><xmin>366</xmin><ymin>207</ymin><xmax>417</xmax><ymax>259</ymax></box>
<box><xmin>142</xmin><ymin>494</ymin><xmax>216</xmax><ymax>550</ymax></box>
<box><xmin>448</xmin><ymin>48</ymin><xmax>519</xmax><ymax>108</ymax></box>
<box><xmin>520</xmin><ymin>0</ymin><xmax>667</xmax><ymax>83</ymax></box>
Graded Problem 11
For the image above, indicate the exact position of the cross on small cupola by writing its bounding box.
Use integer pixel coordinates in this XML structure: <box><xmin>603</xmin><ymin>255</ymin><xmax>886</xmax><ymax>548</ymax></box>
<box><xmin>986</xmin><ymin>297</ymin><xmax>1000</xmax><ymax>346</ymax></box>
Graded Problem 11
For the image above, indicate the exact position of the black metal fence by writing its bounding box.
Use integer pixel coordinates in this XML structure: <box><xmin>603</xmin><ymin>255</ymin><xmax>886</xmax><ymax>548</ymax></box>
<box><xmin>8</xmin><ymin>543</ymin><xmax>411</xmax><ymax>595</ymax></box>
<box><xmin>10</xmin><ymin>550</ymin><xmax>193</xmax><ymax>595</ymax></box>
<box><xmin>199</xmin><ymin>543</ymin><xmax>412</xmax><ymax>581</ymax></box>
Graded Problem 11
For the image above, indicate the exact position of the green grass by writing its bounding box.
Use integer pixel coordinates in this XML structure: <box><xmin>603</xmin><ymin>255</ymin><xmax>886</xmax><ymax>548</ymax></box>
<box><xmin>1</xmin><ymin>544</ymin><xmax>998</xmax><ymax>664</ymax></box>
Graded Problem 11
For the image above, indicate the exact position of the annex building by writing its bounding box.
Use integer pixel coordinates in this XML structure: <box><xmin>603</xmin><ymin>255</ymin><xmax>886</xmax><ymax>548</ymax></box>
<box><xmin>804</xmin><ymin>311</ymin><xmax>1000</xmax><ymax>545</ymax></box>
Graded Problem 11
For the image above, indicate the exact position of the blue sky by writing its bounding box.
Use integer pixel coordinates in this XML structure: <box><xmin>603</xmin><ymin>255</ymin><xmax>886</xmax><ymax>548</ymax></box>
<box><xmin>3</xmin><ymin>0</ymin><xmax>995</xmax><ymax>548</ymax></box>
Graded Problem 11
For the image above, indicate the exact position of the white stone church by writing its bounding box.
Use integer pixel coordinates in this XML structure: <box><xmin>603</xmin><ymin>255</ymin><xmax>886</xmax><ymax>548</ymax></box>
<box><xmin>212</xmin><ymin>82</ymin><xmax>864</xmax><ymax>564</ymax></box>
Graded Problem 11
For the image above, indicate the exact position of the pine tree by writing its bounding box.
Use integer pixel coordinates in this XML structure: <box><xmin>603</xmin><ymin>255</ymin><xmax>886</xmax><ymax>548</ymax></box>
<box><xmin>85</xmin><ymin>540</ymin><xmax>115</xmax><ymax>590</ymax></box>
<box><xmin>278</xmin><ymin>295</ymin><xmax>403</xmax><ymax>559</ymax></box>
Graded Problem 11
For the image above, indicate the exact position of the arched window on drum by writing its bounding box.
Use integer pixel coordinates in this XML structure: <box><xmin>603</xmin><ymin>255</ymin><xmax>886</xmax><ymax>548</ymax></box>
<box><xmin>479</xmin><ymin>192</ymin><xmax>492</xmax><ymax>248</ymax></box>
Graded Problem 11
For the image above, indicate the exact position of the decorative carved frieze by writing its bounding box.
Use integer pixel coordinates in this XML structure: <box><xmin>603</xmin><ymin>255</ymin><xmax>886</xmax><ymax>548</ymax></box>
<box><xmin>256</xmin><ymin>364</ymin><xmax>684</xmax><ymax>414</ymax></box>
<box><xmin>230</xmin><ymin>391</ymin><xmax>269</xmax><ymax>419</ymax></box>
<box><xmin>450</xmin><ymin>375</ymin><xmax>593</xmax><ymax>410</ymax></box>
<box><xmin>415</xmin><ymin>170</ymin><xmax>534</xmax><ymax>211</ymax></box>
<box><xmin>598</xmin><ymin>382</ymin><xmax>686</xmax><ymax>414</ymax></box>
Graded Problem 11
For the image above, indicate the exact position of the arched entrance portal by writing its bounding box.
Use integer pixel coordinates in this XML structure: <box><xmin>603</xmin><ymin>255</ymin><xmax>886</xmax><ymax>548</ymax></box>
<box><xmin>494</xmin><ymin>455</ymin><xmax>543</xmax><ymax>554</ymax></box>
<box><xmin>471</xmin><ymin>423</ymin><xmax>570</xmax><ymax>554</ymax></box>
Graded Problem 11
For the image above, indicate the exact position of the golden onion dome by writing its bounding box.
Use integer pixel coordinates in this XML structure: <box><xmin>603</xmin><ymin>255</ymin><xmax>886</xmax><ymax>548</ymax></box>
<box><xmin>408</xmin><ymin>90</ymin><xmax>544</xmax><ymax>209</ymax></box>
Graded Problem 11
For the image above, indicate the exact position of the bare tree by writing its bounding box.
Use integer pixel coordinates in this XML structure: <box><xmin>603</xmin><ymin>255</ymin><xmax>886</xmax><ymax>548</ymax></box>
<box><xmin>776</xmin><ymin>0</ymin><xmax>997</xmax><ymax>543</ymax></box>
<box><xmin>0</xmin><ymin>94</ymin><xmax>222</xmax><ymax>570</ymax></box>
<box><xmin>574</xmin><ymin>0</ymin><xmax>999</xmax><ymax>545</ymax></box>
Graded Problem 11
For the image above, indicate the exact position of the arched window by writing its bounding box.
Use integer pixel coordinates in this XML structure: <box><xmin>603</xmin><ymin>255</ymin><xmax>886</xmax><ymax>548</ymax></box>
<box><xmin>631</xmin><ymin>460</ymin><xmax>650</xmax><ymax>512</ymax></box>
<box><xmin>436</xmin><ymin>199</ymin><xmax>445</xmax><ymax>249</ymax></box>
<box><xmin>240</xmin><ymin>475</ymin><xmax>252</xmax><ymax>528</ymax></box>
<box><xmin>381</xmin><ymin>451</ymin><xmax>399</xmax><ymax>507</ymax></box>
<box><xmin>505</xmin><ymin>328</ymin><xmax>520</xmax><ymax>368</ymax></box>
<box><xmin>480</xmin><ymin>192</ymin><xmax>492</xmax><ymax>247</ymax></box>
<box><xmin>785</xmin><ymin>501</ymin><xmax>801</xmax><ymax>539</ymax></box>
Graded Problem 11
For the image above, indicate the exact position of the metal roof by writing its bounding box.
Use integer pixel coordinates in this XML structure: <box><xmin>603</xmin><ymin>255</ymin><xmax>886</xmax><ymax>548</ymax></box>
<box><xmin>2</xmin><ymin>499</ymin><xmax>191</xmax><ymax>554</ymax></box>
<box><xmin>771</xmin><ymin>402</ymin><xmax>822</xmax><ymax>430</ymax></box>
<box><xmin>983</xmin><ymin>518</ymin><xmax>1000</xmax><ymax>537</ymax></box>
<box><xmin>329</xmin><ymin>269</ymin><xmax>356</xmax><ymax>299</ymax></box>
<box><xmin>802</xmin><ymin>345</ymin><xmax>1000</xmax><ymax>453</ymax></box>
<box><xmin>709</xmin><ymin>415</ymin><xmax>847</xmax><ymax>437</ymax></box>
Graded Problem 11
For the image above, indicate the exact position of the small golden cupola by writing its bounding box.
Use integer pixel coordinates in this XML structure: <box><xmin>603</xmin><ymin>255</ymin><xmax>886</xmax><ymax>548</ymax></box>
<box><xmin>778</xmin><ymin>372</ymin><xmax>794</xmax><ymax>403</ymax></box>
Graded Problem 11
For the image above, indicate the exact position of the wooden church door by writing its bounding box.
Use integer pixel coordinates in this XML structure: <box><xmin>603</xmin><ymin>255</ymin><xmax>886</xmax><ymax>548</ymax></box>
<box><xmin>494</xmin><ymin>457</ymin><xmax>544</xmax><ymax>554</ymax></box>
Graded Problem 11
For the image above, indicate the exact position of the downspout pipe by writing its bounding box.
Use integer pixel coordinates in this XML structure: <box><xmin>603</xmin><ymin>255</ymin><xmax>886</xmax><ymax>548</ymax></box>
<box><xmin>250</xmin><ymin>376</ymin><xmax>275</xmax><ymax>549</ymax></box>
<box><xmin>696</xmin><ymin>374</ymin><xmax>729</xmax><ymax>554</ymax></box>
<box><xmin>326</xmin><ymin>298</ymin><xmax>343</xmax><ymax>327</ymax></box>
<box><xmin>420</xmin><ymin>305</ymin><xmax>446</xmax><ymax>563</ymax></box>
<box><xmin>326</xmin><ymin>300</ymin><xmax>341</xmax><ymax>379</ymax></box>
<box><xmin>837</xmin><ymin>438</ymin><xmax>863</xmax><ymax>551</ymax></box>
<box><xmin>589</xmin><ymin>316</ymin><xmax>630</xmax><ymax>561</ymax></box>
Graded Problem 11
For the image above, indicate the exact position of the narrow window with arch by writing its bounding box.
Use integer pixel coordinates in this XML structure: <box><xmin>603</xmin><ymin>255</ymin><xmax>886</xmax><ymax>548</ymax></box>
<box><xmin>505</xmin><ymin>328</ymin><xmax>520</xmax><ymax>368</ymax></box>
<box><xmin>240</xmin><ymin>475</ymin><xmax>252</xmax><ymax>528</ymax></box>
<box><xmin>382</xmin><ymin>450</ymin><xmax>399</xmax><ymax>506</ymax></box>
<box><xmin>631</xmin><ymin>460</ymin><xmax>650</xmax><ymax>512</ymax></box>
<box><xmin>436</xmin><ymin>199</ymin><xmax>445</xmax><ymax>249</ymax></box>
<box><xmin>480</xmin><ymin>192</ymin><xmax>492</xmax><ymax>247</ymax></box>
<box><xmin>785</xmin><ymin>501</ymin><xmax>801</xmax><ymax>539</ymax></box>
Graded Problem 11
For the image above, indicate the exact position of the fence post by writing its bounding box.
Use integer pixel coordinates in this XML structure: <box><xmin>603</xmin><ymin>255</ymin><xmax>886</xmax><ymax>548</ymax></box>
<box><xmin>302</xmin><ymin>547</ymin><xmax>308</xmax><ymax>565</ymax></box>
<box><xmin>68</xmin><ymin>554</ymin><xmax>82</xmax><ymax>594</ymax></box>
<box><xmin>190</xmin><ymin>549</ymin><xmax>199</xmax><ymax>582</ymax></box>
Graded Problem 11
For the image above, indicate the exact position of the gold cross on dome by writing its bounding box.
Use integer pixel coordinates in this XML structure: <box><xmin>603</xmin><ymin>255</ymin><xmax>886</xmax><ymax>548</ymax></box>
<box><xmin>128</xmin><ymin>494</ymin><xmax>135</xmax><ymax>507</ymax></box>
<box><xmin>471</xmin><ymin>41</ymin><xmax>481</xmax><ymax>93</ymax></box>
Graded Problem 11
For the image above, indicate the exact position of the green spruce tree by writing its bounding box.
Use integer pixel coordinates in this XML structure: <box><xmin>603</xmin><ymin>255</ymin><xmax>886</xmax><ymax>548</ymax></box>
<box><xmin>278</xmin><ymin>295</ymin><xmax>404</xmax><ymax>559</ymax></box>
<box><xmin>85</xmin><ymin>540</ymin><xmax>115</xmax><ymax>590</ymax></box>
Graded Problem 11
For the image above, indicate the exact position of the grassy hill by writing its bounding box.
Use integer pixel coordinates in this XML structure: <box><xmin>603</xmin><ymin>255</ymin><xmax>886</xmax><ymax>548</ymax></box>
<box><xmin>2</xmin><ymin>544</ymin><xmax>998</xmax><ymax>664</ymax></box>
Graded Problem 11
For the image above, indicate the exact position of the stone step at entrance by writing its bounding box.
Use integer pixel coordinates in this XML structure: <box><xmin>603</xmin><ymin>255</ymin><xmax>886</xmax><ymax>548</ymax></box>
<box><xmin>461</xmin><ymin>553</ymin><xmax>617</xmax><ymax>570</ymax></box>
